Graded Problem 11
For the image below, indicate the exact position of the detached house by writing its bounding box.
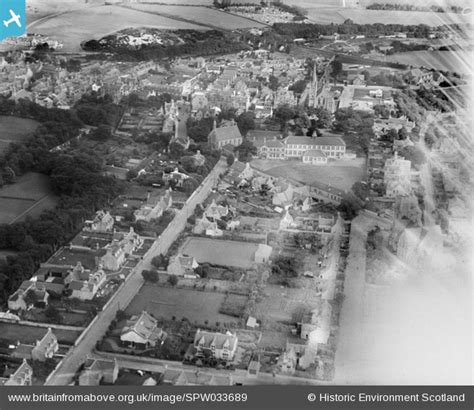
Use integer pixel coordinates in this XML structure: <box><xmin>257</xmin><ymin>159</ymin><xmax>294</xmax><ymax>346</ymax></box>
<box><xmin>167</xmin><ymin>254</ymin><xmax>199</xmax><ymax>276</ymax></box>
<box><xmin>8</xmin><ymin>280</ymin><xmax>49</xmax><ymax>312</ymax></box>
<box><xmin>204</xmin><ymin>199</ymin><xmax>229</xmax><ymax>221</ymax></box>
<box><xmin>120</xmin><ymin>311</ymin><xmax>167</xmax><ymax>348</ymax></box>
<box><xmin>78</xmin><ymin>358</ymin><xmax>119</xmax><ymax>386</ymax></box>
<box><xmin>13</xmin><ymin>328</ymin><xmax>58</xmax><ymax>362</ymax></box>
<box><xmin>0</xmin><ymin>359</ymin><xmax>33</xmax><ymax>386</ymax></box>
<box><xmin>194</xmin><ymin>329</ymin><xmax>238</xmax><ymax>362</ymax></box>
<box><xmin>65</xmin><ymin>262</ymin><xmax>106</xmax><ymax>301</ymax></box>
<box><xmin>84</xmin><ymin>210</ymin><xmax>114</xmax><ymax>233</ymax></box>
<box><xmin>134</xmin><ymin>189</ymin><xmax>173</xmax><ymax>222</ymax></box>
<box><xmin>95</xmin><ymin>227</ymin><xmax>143</xmax><ymax>271</ymax></box>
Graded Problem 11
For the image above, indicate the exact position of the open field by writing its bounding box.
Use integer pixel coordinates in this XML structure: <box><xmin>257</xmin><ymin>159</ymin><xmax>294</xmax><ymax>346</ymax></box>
<box><xmin>0</xmin><ymin>116</ymin><xmax>39</xmax><ymax>153</ymax></box>
<box><xmin>28</xmin><ymin>5</ymin><xmax>207</xmax><ymax>52</ymax></box>
<box><xmin>125</xmin><ymin>285</ymin><xmax>238</xmax><ymax>325</ymax></box>
<box><xmin>359</xmin><ymin>0</ymin><xmax>469</xmax><ymax>7</ymax></box>
<box><xmin>0</xmin><ymin>322</ymin><xmax>82</xmax><ymax>345</ymax></box>
<box><xmin>302</xmin><ymin>6</ymin><xmax>471</xmax><ymax>25</ymax></box>
<box><xmin>386</xmin><ymin>50</ymin><xmax>473</xmax><ymax>76</ymax></box>
<box><xmin>127</xmin><ymin>4</ymin><xmax>267</xmax><ymax>29</ymax></box>
<box><xmin>251</xmin><ymin>158</ymin><xmax>366</xmax><ymax>192</ymax></box>
<box><xmin>180</xmin><ymin>237</ymin><xmax>259</xmax><ymax>269</ymax></box>
<box><xmin>255</xmin><ymin>285</ymin><xmax>320</xmax><ymax>323</ymax></box>
<box><xmin>26</xmin><ymin>0</ymin><xmax>104</xmax><ymax>24</ymax></box>
<box><xmin>0</xmin><ymin>173</ymin><xmax>58</xmax><ymax>224</ymax></box>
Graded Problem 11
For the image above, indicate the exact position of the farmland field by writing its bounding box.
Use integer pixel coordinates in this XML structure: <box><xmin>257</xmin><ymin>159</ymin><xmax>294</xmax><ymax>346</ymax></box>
<box><xmin>126</xmin><ymin>4</ymin><xmax>267</xmax><ymax>29</ymax></box>
<box><xmin>0</xmin><ymin>116</ymin><xmax>39</xmax><ymax>153</ymax></box>
<box><xmin>27</xmin><ymin>5</ymin><xmax>207</xmax><ymax>52</ymax></box>
<box><xmin>0</xmin><ymin>322</ymin><xmax>82</xmax><ymax>345</ymax></box>
<box><xmin>125</xmin><ymin>285</ymin><xmax>238</xmax><ymax>325</ymax></box>
<box><xmin>180</xmin><ymin>237</ymin><xmax>259</xmax><ymax>269</ymax></box>
<box><xmin>0</xmin><ymin>173</ymin><xmax>58</xmax><ymax>224</ymax></box>
<box><xmin>385</xmin><ymin>50</ymin><xmax>473</xmax><ymax>76</ymax></box>
<box><xmin>251</xmin><ymin>158</ymin><xmax>366</xmax><ymax>192</ymax></box>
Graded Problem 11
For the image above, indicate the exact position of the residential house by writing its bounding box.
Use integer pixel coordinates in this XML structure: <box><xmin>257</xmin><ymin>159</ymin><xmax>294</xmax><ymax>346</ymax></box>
<box><xmin>120</xmin><ymin>311</ymin><xmax>167</xmax><ymax>348</ymax></box>
<box><xmin>254</xmin><ymin>244</ymin><xmax>272</xmax><ymax>263</ymax></box>
<box><xmin>204</xmin><ymin>199</ymin><xmax>229</xmax><ymax>221</ymax></box>
<box><xmin>134</xmin><ymin>189</ymin><xmax>173</xmax><ymax>222</ymax></box>
<box><xmin>162</xmin><ymin>168</ymin><xmax>189</xmax><ymax>188</ymax></box>
<box><xmin>84</xmin><ymin>210</ymin><xmax>114</xmax><ymax>233</ymax></box>
<box><xmin>0</xmin><ymin>359</ymin><xmax>33</xmax><ymax>386</ymax></box>
<box><xmin>167</xmin><ymin>254</ymin><xmax>199</xmax><ymax>276</ymax></box>
<box><xmin>78</xmin><ymin>358</ymin><xmax>119</xmax><ymax>386</ymax></box>
<box><xmin>8</xmin><ymin>280</ymin><xmax>49</xmax><ymax>311</ymax></box>
<box><xmin>284</xmin><ymin>136</ymin><xmax>346</xmax><ymax>160</ymax></box>
<box><xmin>279</xmin><ymin>210</ymin><xmax>296</xmax><ymax>230</ymax></box>
<box><xmin>65</xmin><ymin>262</ymin><xmax>106</xmax><ymax>300</ymax></box>
<box><xmin>194</xmin><ymin>329</ymin><xmax>238</xmax><ymax>361</ymax></box>
<box><xmin>404</xmin><ymin>69</ymin><xmax>433</xmax><ymax>86</ymax></box>
<box><xmin>208</xmin><ymin>122</ymin><xmax>243</xmax><ymax>150</ymax></box>
<box><xmin>12</xmin><ymin>328</ymin><xmax>58</xmax><ymax>362</ymax></box>
<box><xmin>95</xmin><ymin>228</ymin><xmax>143</xmax><ymax>271</ymax></box>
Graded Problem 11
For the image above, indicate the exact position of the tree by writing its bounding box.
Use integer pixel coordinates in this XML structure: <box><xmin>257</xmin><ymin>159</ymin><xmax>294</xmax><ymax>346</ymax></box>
<box><xmin>182</xmin><ymin>177</ymin><xmax>199</xmax><ymax>194</ymax></box>
<box><xmin>45</xmin><ymin>305</ymin><xmax>61</xmax><ymax>323</ymax></box>
<box><xmin>330</xmin><ymin>60</ymin><xmax>343</xmax><ymax>84</ymax></box>
<box><xmin>398</xmin><ymin>127</ymin><xmax>408</xmax><ymax>140</ymax></box>
<box><xmin>268</xmin><ymin>75</ymin><xmax>279</xmax><ymax>91</ymax></box>
<box><xmin>337</xmin><ymin>194</ymin><xmax>363</xmax><ymax>220</ymax></box>
<box><xmin>399</xmin><ymin>146</ymin><xmax>426</xmax><ymax>168</ymax></box>
<box><xmin>289</xmin><ymin>79</ymin><xmax>307</xmax><ymax>95</ymax></box>
<box><xmin>168</xmin><ymin>142</ymin><xmax>185</xmax><ymax>159</ymax></box>
<box><xmin>142</xmin><ymin>270</ymin><xmax>159</xmax><ymax>283</ymax></box>
<box><xmin>226</xmin><ymin>153</ymin><xmax>235</xmax><ymax>166</ymax></box>
<box><xmin>151</xmin><ymin>254</ymin><xmax>167</xmax><ymax>269</ymax></box>
<box><xmin>234</xmin><ymin>140</ymin><xmax>257</xmax><ymax>162</ymax></box>
<box><xmin>352</xmin><ymin>181</ymin><xmax>369</xmax><ymax>202</ymax></box>
<box><xmin>168</xmin><ymin>275</ymin><xmax>178</xmax><ymax>286</ymax></box>
<box><xmin>236</xmin><ymin>112</ymin><xmax>255</xmax><ymax>137</ymax></box>
<box><xmin>180</xmin><ymin>156</ymin><xmax>197</xmax><ymax>173</ymax></box>
<box><xmin>90</xmin><ymin>125</ymin><xmax>112</xmax><ymax>141</ymax></box>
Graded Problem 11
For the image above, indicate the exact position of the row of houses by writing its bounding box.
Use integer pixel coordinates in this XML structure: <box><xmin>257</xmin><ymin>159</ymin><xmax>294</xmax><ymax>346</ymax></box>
<box><xmin>7</xmin><ymin>212</ymin><xmax>144</xmax><ymax>311</ymax></box>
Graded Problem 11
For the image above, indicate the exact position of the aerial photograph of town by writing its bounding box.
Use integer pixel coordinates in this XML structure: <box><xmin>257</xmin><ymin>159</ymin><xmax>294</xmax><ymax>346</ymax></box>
<box><xmin>0</xmin><ymin>0</ymin><xmax>471</xmax><ymax>395</ymax></box>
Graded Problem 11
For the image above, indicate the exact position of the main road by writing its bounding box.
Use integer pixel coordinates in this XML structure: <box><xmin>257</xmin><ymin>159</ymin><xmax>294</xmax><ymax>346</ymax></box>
<box><xmin>45</xmin><ymin>158</ymin><xmax>228</xmax><ymax>385</ymax></box>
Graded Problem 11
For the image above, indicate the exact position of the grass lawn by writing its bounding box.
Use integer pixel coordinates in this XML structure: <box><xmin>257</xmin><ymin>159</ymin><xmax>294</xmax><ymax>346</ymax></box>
<box><xmin>251</xmin><ymin>158</ymin><xmax>366</xmax><ymax>192</ymax></box>
<box><xmin>255</xmin><ymin>285</ymin><xmax>321</xmax><ymax>324</ymax></box>
<box><xmin>0</xmin><ymin>173</ymin><xmax>58</xmax><ymax>224</ymax></box>
<box><xmin>0</xmin><ymin>323</ymin><xmax>82</xmax><ymax>345</ymax></box>
<box><xmin>125</xmin><ymin>284</ymin><xmax>239</xmax><ymax>326</ymax></box>
<box><xmin>0</xmin><ymin>116</ymin><xmax>39</xmax><ymax>145</ymax></box>
<box><xmin>180</xmin><ymin>237</ymin><xmax>259</xmax><ymax>269</ymax></box>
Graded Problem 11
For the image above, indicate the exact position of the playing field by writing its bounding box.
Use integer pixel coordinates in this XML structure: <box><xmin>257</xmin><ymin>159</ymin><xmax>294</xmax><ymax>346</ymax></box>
<box><xmin>252</xmin><ymin>158</ymin><xmax>366</xmax><ymax>192</ymax></box>
<box><xmin>180</xmin><ymin>237</ymin><xmax>259</xmax><ymax>269</ymax></box>
<box><xmin>126</xmin><ymin>285</ymin><xmax>238</xmax><ymax>325</ymax></box>
<box><xmin>27</xmin><ymin>5</ymin><xmax>207</xmax><ymax>52</ymax></box>
<box><xmin>0</xmin><ymin>116</ymin><xmax>39</xmax><ymax>153</ymax></box>
<box><xmin>0</xmin><ymin>173</ymin><xmax>58</xmax><ymax>224</ymax></box>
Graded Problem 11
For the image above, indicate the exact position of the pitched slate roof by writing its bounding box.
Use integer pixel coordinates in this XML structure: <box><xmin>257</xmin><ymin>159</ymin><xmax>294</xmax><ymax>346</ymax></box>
<box><xmin>121</xmin><ymin>311</ymin><xmax>164</xmax><ymax>343</ymax></box>
<box><xmin>194</xmin><ymin>329</ymin><xmax>238</xmax><ymax>351</ymax></box>
<box><xmin>303</xmin><ymin>149</ymin><xmax>326</xmax><ymax>158</ymax></box>
<box><xmin>210</xmin><ymin>125</ymin><xmax>242</xmax><ymax>143</ymax></box>
<box><xmin>285</xmin><ymin>136</ymin><xmax>345</xmax><ymax>147</ymax></box>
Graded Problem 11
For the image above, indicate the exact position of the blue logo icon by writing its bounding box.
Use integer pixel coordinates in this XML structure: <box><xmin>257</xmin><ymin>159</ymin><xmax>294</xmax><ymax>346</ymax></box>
<box><xmin>0</xmin><ymin>0</ymin><xmax>26</xmax><ymax>41</ymax></box>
